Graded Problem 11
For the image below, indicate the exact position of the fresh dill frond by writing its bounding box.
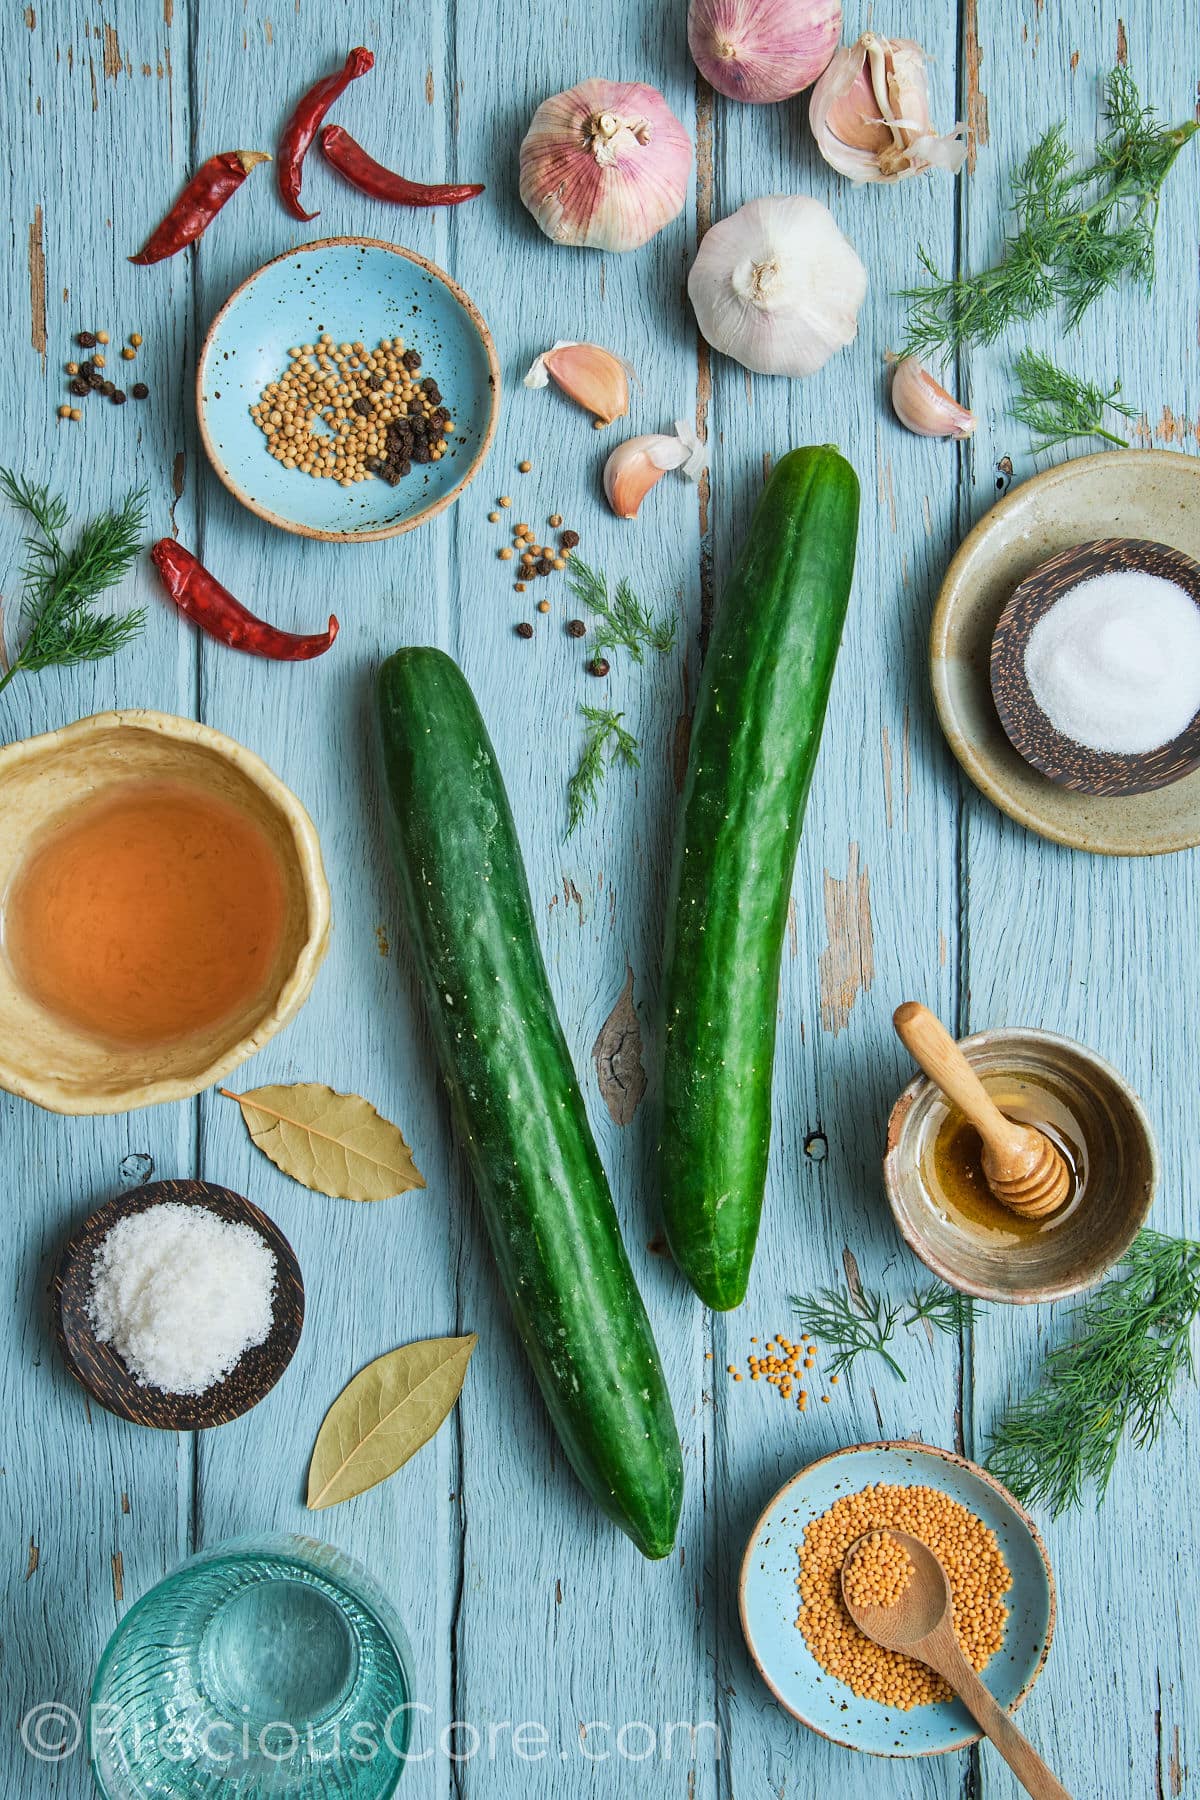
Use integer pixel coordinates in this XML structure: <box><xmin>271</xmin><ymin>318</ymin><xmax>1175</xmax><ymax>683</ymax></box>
<box><xmin>905</xmin><ymin>1282</ymin><xmax>979</xmax><ymax>1337</ymax></box>
<box><xmin>565</xmin><ymin>705</ymin><xmax>640</xmax><ymax>837</ymax></box>
<box><xmin>0</xmin><ymin>470</ymin><xmax>147</xmax><ymax>696</ymax></box>
<box><xmin>790</xmin><ymin>1283</ymin><xmax>906</xmax><ymax>1382</ymax></box>
<box><xmin>1011</xmin><ymin>349</ymin><xmax>1138</xmax><ymax>454</ymax></box>
<box><xmin>900</xmin><ymin>65</ymin><xmax>1198</xmax><ymax>359</ymax></box>
<box><xmin>565</xmin><ymin>555</ymin><xmax>675</xmax><ymax>664</ymax></box>
<box><xmin>985</xmin><ymin>1231</ymin><xmax>1200</xmax><ymax>1517</ymax></box>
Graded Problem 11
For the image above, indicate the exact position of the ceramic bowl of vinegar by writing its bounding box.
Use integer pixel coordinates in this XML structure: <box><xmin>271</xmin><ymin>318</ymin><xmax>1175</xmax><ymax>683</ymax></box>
<box><xmin>0</xmin><ymin>711</ymin><xmax>330</xmax><ymax>1115</ymax></box>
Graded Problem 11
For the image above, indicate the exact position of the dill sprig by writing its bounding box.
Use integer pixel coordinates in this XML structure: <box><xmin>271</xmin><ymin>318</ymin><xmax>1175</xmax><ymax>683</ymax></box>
<box><xmin>985</xmin><ymin>1231</ymin><xmax>1200</xmax><ymax>1517</ymax></box>
<box><xmin>906</xmin><ymin>1281</ymin><xmax>979</xmax><ymax>1337</ymax></box>
<box><xmin>901</xmin><ymin>65</ymin><xmax>1198</xmax><ymax>360</ymax></box>
<box><xmin>1011</xmin><ymin>349</ymin><xmax>1139</xmax><ymax>454</ymax></box>
<box><xmin>0</xmin><ymin>469</ymin><xmax>147</xmax><ymax>697</ymax></box>
<box><xmin>566</xmin><ymin>705</ymin><xmax>640</xmax><ymax>837</ymax></box>
<box><xmin>565</xmin><ymin>555</ymin><xmax>675</xmax><ymax>664</ymax></box>
<box><xmin>790</xmin><ymin>1285</ymin><xmax>906</xmax><ymax>1382</ymax></box>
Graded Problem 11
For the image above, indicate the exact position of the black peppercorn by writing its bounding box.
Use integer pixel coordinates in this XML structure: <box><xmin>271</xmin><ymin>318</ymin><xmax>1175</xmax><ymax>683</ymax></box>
<box><xmin>130</xmin><ymin>382</ymin><xmax>149</xmax><ymax>400</ymax></box>
<box><xmin>515</xmin><ymin>621</ymin><xmax>534</xmax><ymax>639</ymax></box>
<box><xmin>68</xmin><ymin>376</ymin><xmax>90</xmax><ymax>396</ymax></box>
<box><xmin>100</xmin><ymin>381</ymin><xmax>116</xmax><ymax>397</ymax></box>
<box><xmin>367</xmin><ymin>372</ymin><xmax>385</xmax><ymax>390</ymax></box>
<box><xmin>560</xmin><ymin>529</ymin><xmax>580</xmax><ymax>549</ymax></box>
<box><xmin>110</xmin><ymin>389</ymin><xmax>127</xmax><ymax>405</ymax></box>
<box><xmin>536</xmin><ymin>557</ymin><xmax>553</xmax><ymax>576</ymax></box>
<box><xmin>589</xmin><ymin>657</ymin><xmax>610</xmax><ymax>677</ymax></box>
<box><xmin>352</xmin><ymin>396</ymin><xmax>373</xmax><ymax>417</ymax></box>
<box><xmin>567</xmin><ymin>619</ymin><xmax>586</xmax><ymax>638</ymax></box>
<box><xmin>78</xmin><ymin>359</ymin><xmax>96</xmax><ymax>378</ymax></box>
<box><xmin>402</xmin><ymin>349</ymin><xmax>421</xmax><ymax>371</ymax></box>
<box><xmin>76</xmin><ymin>330</ymin><xmax>98</xmax><ymax>348</ymax></box>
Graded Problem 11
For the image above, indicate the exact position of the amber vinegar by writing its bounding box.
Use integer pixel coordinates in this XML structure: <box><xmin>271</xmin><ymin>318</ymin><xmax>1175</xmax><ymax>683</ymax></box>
<box><xmin>2</xmin><ymin>778</ymin><xmax>288</xmax><ymax>1047</ymax></box>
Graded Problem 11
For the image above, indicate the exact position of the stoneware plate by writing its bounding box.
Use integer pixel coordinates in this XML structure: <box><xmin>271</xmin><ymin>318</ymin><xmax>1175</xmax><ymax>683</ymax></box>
<box><xmin>55</xmin><ymin>1179</ymin><xmax>304</xmax><ymax>1430</ymax></box>
<box><xmin>739</xmin><ymin>1440</ymin><xmax>1055</xmax><ymax>1758</ymax></box>
<box><xmin>931</xmin><ymin>449</ymin><xmax>1200</xmax><ymax>853</ymax></box>
<box><xmin>990</xmin><ymin>536</ymin><xmax>1200</xmax><ymax>797</ymax></box>
<box><xmin>197</xmin><ymin>236</ymin><xmax>500</xmax><ymax>541</ymax></box>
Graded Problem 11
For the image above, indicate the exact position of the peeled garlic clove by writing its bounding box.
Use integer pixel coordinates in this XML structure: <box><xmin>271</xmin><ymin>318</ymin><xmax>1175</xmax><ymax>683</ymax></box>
<box><xmin>809</xmin><ymin>33</ymin><xmax>967</xmax><ymax>184</ymax></box>
<box><xmin>890</xmin><ymin>356</ymin><xmax>977</xmax><ymax>440</ymax></box>
<box><xmin>523</xmin><ymin>341</ymin><xmax>634</xmax><ymax>426</ymax></box>
<box><xmin>687</xmin><ymin>0</ymin><xmax>842</xmax><ymax>104</ymax></box>
<box><xmin>604</xmin><ymin>421</ymin><xmax>706</xmax><ymax>519</ymax></box>
<box><xmin>519</xmin><ymin>79</ymin><xmax>692</xmax><ymax>252</ymax></box>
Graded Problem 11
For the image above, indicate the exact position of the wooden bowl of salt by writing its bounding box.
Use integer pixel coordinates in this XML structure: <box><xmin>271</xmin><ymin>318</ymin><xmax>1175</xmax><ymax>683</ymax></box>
<box><xmin>990</xmin><ymin>537</ymin><xmax>1200</xmax><ymax>797</ymax></box>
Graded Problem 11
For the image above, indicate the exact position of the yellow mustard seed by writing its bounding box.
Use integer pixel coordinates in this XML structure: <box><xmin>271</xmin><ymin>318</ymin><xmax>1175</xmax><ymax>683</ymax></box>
<box><xmin>95</xmin><ymin>330</ymin><xmax>109</xmax><ymax>344</ymax></box>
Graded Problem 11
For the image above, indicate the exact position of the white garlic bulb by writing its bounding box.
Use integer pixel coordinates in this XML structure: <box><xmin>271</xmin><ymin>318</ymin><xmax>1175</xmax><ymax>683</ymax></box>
<box><xmin>519</xmin><ymin>79</ymin><xmax>692</xmax><ymax>252</ymax></box>
<box><xmin>687</xmin><ymin>194</ymin><xmax>867</xmax><ymax>377</ymax></box>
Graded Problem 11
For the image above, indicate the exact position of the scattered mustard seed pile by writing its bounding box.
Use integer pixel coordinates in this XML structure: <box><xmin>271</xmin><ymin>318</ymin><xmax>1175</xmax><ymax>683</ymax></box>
<box><xmin>724</xmin><ymin>1332</ymin><xmax>837</xmax><ymax>1412</ymax></box>
<box><xmin>842</xmin><ymin>1529</ymin><xmax>914</xmax><ymax>1612</ymax></box>
<box><xmin>251</xmin><ymin>334</ymin><xmax>454</xmax><ymax>487</ymax></box>
<box><xmin>797</xmin><ymin>1484</ymin><xmax>1011</xmax><ymax>1709</ymax></box>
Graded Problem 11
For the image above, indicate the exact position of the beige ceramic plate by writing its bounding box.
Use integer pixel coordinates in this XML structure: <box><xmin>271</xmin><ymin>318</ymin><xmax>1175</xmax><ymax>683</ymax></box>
<box><xmin>931</xmin><ymin>449</ymin><xmax>1200</xmax><ymax>854</ymax></box>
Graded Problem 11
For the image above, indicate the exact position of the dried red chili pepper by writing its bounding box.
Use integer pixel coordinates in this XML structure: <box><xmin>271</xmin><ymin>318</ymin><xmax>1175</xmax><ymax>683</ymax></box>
<box><xmin>151</xmin><ymin>540</ymin><xmax>339</xmax><ymax>661</ymax></box>
<box><xmin>319</xmin><ymin>125</ymin><xmax>484</xmax><ymax>208</ymax></box>
<box><xmin>129</xmin><ymin>151</ymin><xmax>271</xmax><ymax>265</ymax></box>
<box><xmin>278</xmin><ymin>47</ymin><xmax>374</xmax><ymax>221</ymax></box>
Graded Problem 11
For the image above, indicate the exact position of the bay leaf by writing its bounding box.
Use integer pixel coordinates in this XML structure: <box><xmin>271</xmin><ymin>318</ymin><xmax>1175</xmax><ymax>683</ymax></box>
<box><xmin>221</xmin><ymin>1082</ymin><xmax>425</xmax><ymax>1202</ymax></box>
<box><xmin>307</xmin><ymin>1334</ymin><xmax>478</xmax><ymax>1510</ymax></box>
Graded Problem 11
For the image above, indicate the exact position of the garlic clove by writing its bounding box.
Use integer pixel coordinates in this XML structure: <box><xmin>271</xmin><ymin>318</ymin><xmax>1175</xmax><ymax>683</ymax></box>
<box><xmin>603</xmin><ymin>421</ymin><xmax>707</xmax><ymax>519</ymax></box>
<box><xmin>890</xmin><ymin>356</ymin><xmax>977</xmax><ymax>440</ymax></box>
<box><xmin>810</xmin><ymin>33</ymin><xmax>967</xmax><ymax>184</ymax></box>
<box><xmin>523</xmin><ymin>341</ymin><xmax>634</xmax><ymax>426</ymax></box>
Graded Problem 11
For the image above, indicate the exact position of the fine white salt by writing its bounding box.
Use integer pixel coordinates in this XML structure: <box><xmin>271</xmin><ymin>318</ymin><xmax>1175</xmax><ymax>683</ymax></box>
<box><xmin>87</xmin><ymin>1202</ymin><xmax>276</xmax><ymax>1396</ymax></box>
<box><xmin>1023</xmin><ymin>568</ymin><xmax>1200</xmax><ymax>755</ymax></box>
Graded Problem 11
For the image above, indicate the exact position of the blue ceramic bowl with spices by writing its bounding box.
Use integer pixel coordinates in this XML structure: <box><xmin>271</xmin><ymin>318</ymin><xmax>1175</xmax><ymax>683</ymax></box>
<box><xmin>739</xmin><ymin>1440</ymin><xmax>1055</xmax><ymax>1758</ymax></box>
<box><xmin>197</xmin><ymin>236</ymin><xmax>500</xmax><ymax>542</ymax></box>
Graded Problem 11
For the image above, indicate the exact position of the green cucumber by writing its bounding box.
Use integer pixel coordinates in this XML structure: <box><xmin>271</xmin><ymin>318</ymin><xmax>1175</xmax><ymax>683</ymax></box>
<box><xmin>659</xmin><ymin>446</ymin><xmax>860</xmax><ymax>1310</ymax></box>
<box><xmin>376</xmin><ymin>648</ymin><xmax>683</xmax><ymax>1559</ymax></box>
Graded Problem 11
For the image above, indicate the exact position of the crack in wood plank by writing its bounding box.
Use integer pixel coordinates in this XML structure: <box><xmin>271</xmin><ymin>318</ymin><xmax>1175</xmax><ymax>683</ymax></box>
<box><xmin>28</xmin><ymin>206</ymin><xmax>46</xmax><ymax>367</ymax></box>
<box><xmin>964</xmin><ymin>0</ymin><xmax>989</xmax><ymax>173</ymax></box>
<box><xmin>818</xmin><ymin>845</ymin><xmax>874</xmax><ymax>1036</ymax></box>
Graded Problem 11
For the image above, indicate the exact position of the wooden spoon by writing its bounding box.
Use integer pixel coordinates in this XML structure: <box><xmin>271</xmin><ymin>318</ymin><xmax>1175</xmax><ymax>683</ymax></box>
<box><xmin>841</xmin><ymin>1530</ymin><xmax>1072</xmax><ymax>1799</ymax></box>
<box><xmin>893</xmin><ymin>1002</ymin><xmax>1070</xmax><ymax>1219</ymax></box>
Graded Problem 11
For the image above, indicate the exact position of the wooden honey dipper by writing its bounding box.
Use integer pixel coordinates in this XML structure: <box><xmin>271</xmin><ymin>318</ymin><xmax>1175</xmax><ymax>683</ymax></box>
<box><xmin>893</xmin><ymin>1003</ymin><xmax>1071</xmax><ymax>1220</ymax></box>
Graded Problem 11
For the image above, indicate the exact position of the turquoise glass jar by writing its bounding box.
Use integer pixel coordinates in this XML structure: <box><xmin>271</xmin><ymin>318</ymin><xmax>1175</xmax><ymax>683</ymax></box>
<box><xmin>89</xmin><ymin>1533</ymin><xmax>413</xmax><ymax>1799</ymax></box>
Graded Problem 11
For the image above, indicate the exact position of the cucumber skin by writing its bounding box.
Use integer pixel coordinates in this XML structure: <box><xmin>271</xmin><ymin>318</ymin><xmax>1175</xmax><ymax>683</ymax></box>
<box><xmin>376</xmin><ymin>648</ymin><xmax>683</xmax><ymax>1560</ymax></box>
<box><xmin>659</xmin><ymin>447</ymin><xmax>861</xmax><ymax>1311</ymax></box>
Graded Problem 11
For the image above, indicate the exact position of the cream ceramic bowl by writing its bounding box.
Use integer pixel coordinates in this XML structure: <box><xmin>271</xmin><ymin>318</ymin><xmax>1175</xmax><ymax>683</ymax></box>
<box><xmin>0</xmin><ymin>711</ymin><xmax>331</xmax><ymax>1115</ymax></box>
<box><xmin>883</xmin><ymin>1026</ymin><xmax>1157</xmax><ymax>1304</ymax></box>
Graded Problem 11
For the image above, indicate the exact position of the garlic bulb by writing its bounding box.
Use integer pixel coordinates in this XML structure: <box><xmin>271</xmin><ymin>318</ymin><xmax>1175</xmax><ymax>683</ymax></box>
<box><xmin>604</xmin><ymin>422</ymin><xmax>706</xmax><ymax>519</ymax></box>
<box><xmin>687</xmin><ymin>195</ymin><xmax>867</xmax><ymax>378</ymax></box>
<box><xmin>519</xmin><ymin>80</ymin><xmax>692</xmax><ymax>252</ymax></box>
<box><xmin>687</xmin><ymin>0</ymin><xmax>841</xmax><ymax>103</ymax></box>
<box><xmin>890</xmin><ymin>356</ymin><xmax>976</xmax><ymax>439</ymax></box>
<box><xmin>524</xmin><ymin>341</ymin><xmax>634</xmax><ymax>426</ymax></box>
<box><xmin>809</xmin><ymin>33</ymin><xmax>967</xmax><ymax>184</ymax></box>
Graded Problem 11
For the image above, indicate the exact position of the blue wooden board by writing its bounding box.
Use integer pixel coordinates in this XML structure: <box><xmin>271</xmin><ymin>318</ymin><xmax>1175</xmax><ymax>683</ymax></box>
<box><xmin>2</xmin><ymin>3</ymin><xmax>1197</xmax><ymax>1797</ymax></box>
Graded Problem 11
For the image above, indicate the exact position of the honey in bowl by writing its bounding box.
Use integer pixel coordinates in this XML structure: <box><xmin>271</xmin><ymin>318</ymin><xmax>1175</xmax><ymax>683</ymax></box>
<box><xmin>919</xmin><ymin>1069</ymin><xmax>1089</xmax><ymax>1245</ymax></box>
<box><xmin>2</xmin><ymin>778</ymin><xmax>288</xmax><ymax>1048</ymax></box>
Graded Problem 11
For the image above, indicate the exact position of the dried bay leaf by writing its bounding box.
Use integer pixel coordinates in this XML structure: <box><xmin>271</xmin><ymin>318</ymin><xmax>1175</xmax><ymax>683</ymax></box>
<box><xmin>221</xmin><ymin>1082</ymin><xmax>425</xmax><ymax>1202</ymax></box>
<box><xmin>307</xmin><ymin>1334</ymin><xmax>478</xmax><ymax>1510</ymax></box>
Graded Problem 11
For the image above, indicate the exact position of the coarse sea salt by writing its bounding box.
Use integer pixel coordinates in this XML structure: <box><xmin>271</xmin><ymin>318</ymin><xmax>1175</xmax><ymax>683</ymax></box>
<box><xmin>1023</xmin><ymin>567</ymin><xmax>1200</xmax><ymax>755</ymax></box>
<box><xmin>87</xmin><ymin>1202</ymin><xmax>276</xmax><ymax>1396</ymax></box>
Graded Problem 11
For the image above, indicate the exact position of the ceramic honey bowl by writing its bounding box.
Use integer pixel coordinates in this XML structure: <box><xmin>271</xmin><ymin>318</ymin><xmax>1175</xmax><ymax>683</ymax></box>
<box><xmin>0</xmin><ymin>710</ymin><xmax>330</xmax><ymax>1115</ymax></box>
<box><xmin>884</xmin><ymin>1026</ymin><xmax>1157</xmax><ymax>1303</ymax></box>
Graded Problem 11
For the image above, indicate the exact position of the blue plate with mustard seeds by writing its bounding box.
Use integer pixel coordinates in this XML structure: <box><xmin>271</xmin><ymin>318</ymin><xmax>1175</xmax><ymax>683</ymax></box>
<box><xmin>738</xmin><ymin>1439</ymin><xmax>1055</xmax><ymax>1758</ymax></box>
<box><xmin>197</xmin><ymin>236</ymin><xmax>499</xmax><ymax>543</ymax></box>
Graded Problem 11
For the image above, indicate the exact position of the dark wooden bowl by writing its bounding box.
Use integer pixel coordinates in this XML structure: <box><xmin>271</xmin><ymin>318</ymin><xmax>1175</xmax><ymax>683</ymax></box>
<box><xmin>990</xmin><ymin>536</ymin><xmax>1200</xmax><ymax>797</ymax></box>
<box><xmin>54</xmin><ymin>1178</ymin><xmax>304</xmax><ymax>1430</ymax></box>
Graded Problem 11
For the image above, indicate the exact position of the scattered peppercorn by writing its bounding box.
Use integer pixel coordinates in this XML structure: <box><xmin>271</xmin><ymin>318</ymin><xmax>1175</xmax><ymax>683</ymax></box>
<box><xmin>537</xmin><ymin>599</ymin><xmax>551</xmax><ymax>614</ymax></box>
<box><xmin>518</xmin><ymin>459</ymin><xmax>532</xmax><ymax>472</ymax></box>
<box><xmin>515</xmin><ymin>621</ymin><xmax>534</xmax><ymax>639</ymax></box>
<box><xmin>567</xmin><ymin>619</ymin><xmax>586</xmax><ymax>638</ymax></box>
<box><xmin>560</xmin><ymin>529</ymin><xmax>580</xmax><ymax>549</ymax></box>
<box><xmin>589</xmin><ymin>657</ymin><xmax>610</xmax><ymax>677</ymax></box>
<box><xmin>111</xmin><ymin>390</ymin><xmax>127</xmax><ymax>405</ymax></box>
<box><xmin>402</xmin><ymin>349</ymin><xmax>421</xmax><ymax>371</ymax></box>
<box><xmin>78</xmin><ymin>360</ymin><xmax>96</xmax><ymax>378</ymax></box>
<box><xmin>100</xmin><ymin>381</ymin><xmax>116</xmax><ymax>397</ymax></box>
<box><xmin>536</xmin><ymin>557</ymin><xmax>553</xmax><ymax>576</ymax></box>
<box><xmin>77</xmin><ymin>330</ymin><xmax>97</xmax><ymax>348</ymax></box>
<box><xmin>131</xmin><ymin>383</ymin><xmax>150</xmax><ymax>400</ymax></box>
<box><xmin>68</xmin><ymin>377</ymin><xmax>89</xmax><ymax>397</ymax></box>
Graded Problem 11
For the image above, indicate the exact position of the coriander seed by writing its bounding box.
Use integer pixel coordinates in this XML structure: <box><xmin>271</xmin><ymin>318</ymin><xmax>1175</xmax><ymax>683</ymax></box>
<box><xmin>518</xmin><ymin>459</ymin><xmax>532</xmax><ymax>472</ymax></box>
<box><xmin>537</xmin><ymin>599</ymin><xmax>550</xmax><ymax>614</ymax></box>
<box><xmin>95</xmin><ymin>330</ymin><xmax>110</xmax><ymax>344</ymax></box>
<box><xmin>129</xmin><ymin>332</ymin><xmax>143</xmax><ymax>347</ymax></box>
